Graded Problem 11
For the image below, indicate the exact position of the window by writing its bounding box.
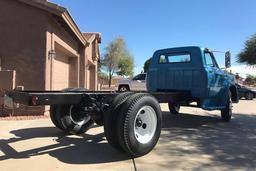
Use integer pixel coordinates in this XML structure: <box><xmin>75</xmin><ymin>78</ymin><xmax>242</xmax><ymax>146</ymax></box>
<box><xmin>159</xmin><ymin>53</ymin><xmax>191</xmax><ymax>64</ymax></box>
<box><xmin>204</xmin><ymin>52</ymin><xmax>214</xmax><ymax>66</ymax></box>
<box><xmin>168</xmin><ymin>54</ymin><xmax>191</xmax><ymax>63</ymax></box>
<box><xmin>133</xmin><ymin>74</ymin><xmax>146</xmax><ymax>81</ymax></box>
<box><xmin>159</xmin><ymin>55</ymin><xmax>167</xmax><ymax>63</ymax></box>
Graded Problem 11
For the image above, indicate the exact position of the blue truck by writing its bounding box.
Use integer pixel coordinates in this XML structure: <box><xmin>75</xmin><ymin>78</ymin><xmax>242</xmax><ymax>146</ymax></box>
<box><xmin>7</xmin><ymin>46</ymin><xmax>238</xmax><ymax>157</ymax></box>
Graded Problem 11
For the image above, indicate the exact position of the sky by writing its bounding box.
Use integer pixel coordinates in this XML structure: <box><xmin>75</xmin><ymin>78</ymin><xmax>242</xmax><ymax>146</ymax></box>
<box><xmin>51</xmin><ymin>0</ymin><xmax>256</xmax><ymax>77</ymax></box>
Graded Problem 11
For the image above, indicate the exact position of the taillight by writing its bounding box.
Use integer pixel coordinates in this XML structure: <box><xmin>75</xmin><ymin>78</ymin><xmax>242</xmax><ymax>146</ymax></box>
<box><xmin>31</xmin><ymin>96</ymin><xmax>38</xmax><ymax>106</ymax></box>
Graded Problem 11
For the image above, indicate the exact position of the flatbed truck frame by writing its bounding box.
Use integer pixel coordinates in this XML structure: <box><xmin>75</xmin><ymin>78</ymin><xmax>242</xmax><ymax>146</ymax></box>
<box><xmin>8</xmin><ymin>90</ymin><xmax>191</xmax><ymax>106</ymax></box>
<box><xmin>5</xmin><ymin>46</ymin><xmax>237</xmax><ymax>157</ymax></box>
<box><xmin>6</xmin><ymin>90</ymin><xmax>193</xmax><ymax>157</ymax></box>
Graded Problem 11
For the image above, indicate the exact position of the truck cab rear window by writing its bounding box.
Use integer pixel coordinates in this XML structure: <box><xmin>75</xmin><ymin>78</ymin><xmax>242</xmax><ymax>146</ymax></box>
<box><xmin>159</xmin><ymin>53</ymin><xmax>191</xmax><ymax>63</ymax></box>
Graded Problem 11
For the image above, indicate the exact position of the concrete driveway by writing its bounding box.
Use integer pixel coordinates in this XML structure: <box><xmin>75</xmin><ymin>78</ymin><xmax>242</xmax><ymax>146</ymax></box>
<box><xmin>0</xmin><ymin>100</ymin><xmax>256</xmax><ymax>171</ymax></box>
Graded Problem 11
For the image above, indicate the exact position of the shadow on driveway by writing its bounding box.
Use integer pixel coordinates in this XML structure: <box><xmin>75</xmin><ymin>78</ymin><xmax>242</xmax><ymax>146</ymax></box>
<box><xmin>0</xmin><ymin>126</ymin><xmax>131</xmax><ymax>164</ymax></box>
<box><xmin>157</xmin><ymin>111</ymin><xmax>256</xmax><ymax>169</ymax></box>
<box><xmin>1</xmin><ymin>111</ymin><xmax>256</xmax><ymax>169</ymax></box>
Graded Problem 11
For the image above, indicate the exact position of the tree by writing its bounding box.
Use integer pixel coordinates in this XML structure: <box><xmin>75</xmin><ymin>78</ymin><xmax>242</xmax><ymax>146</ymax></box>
<box><xmin>237</xmin><ymin>34</ymin><xmax>256</xmax><ymax>66</ymax></box>
<box><xmin>117</xmin><ymin>55</ymin><xmax>134</xmax><ymax>77</ymax></box>
<box><xmin>97</xmin><ymin>61</ymin><xmax>108</xmax><ymax>89</ymax></box>
<box><xmin>102</xmin><ymin>37</ymin><xmax>134</xmax><ymax>87</ymax></box>
<box><xmin>245</xmin><ymin>74</ymin><xmax>256</xmax><ymax>85</ymax></box>
<box><xmin>143</xmin><ymin>58</ymin><xmax>152</xmax><ymax>73</ymax></box>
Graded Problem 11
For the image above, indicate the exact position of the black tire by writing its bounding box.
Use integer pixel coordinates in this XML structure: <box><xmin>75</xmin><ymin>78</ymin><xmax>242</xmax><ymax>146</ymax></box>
<box><xmin>49</xmin><ymin>87</ymin><xmax>79</xmax><ymax>130</ymax></box>
<box><xmin>50</xmin><ymin>105</ymin><xmax>65</xmax><ymax>130</ymax></box>
<box><xmin>50</xmin><ymin>105</ymin><xmax>65</xmax><ymax>131</ymax></box>
<box><xmin>104</xmin><ymin>92</ymin><xmax>133</xmax><ymax>150</ymax></box>
<box><xmin>116</xmin><ymin>93</ymin><xmax>162</xmax><ymax>157</ymax></box>
<box><xmin>221</xmin><ymin>91</ymin><xmax>232</xmax><ymax>122</ymax></box>
<box><xmin>119</xmin><ymin>85</ymin><xmax>129</xmax><ymax>91</ymax></box>
<box><xmin>50</xmin><ymin>88</ymin><xmax>93</xmax><ymax>134</ymax></box>
<box><xmin>59</xmin><ymin>104</ymin><xmax>94</xmax><ymax>134</ymax></box>
<box><xmin>168</xmin><ymin>102</ymin><xmax>180</xmax><ymax>114</ymax></box>
<box><xmin>245</xmin><ymin>92</ymin><xmax>254</xmax><ymax>100</ymax></box>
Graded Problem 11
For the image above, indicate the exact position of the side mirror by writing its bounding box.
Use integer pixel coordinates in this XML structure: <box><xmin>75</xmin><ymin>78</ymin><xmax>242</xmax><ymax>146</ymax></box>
<box><xmin>225</xmin><ymin>51</ymin><xmax>231</xmax><ymax>68</ymax></box>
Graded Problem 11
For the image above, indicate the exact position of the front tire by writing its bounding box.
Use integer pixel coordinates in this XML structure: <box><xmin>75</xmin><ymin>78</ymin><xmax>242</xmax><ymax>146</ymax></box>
<box><xmin>116</xmin><ymin>93</ymin><xmax>162</xmax><ymax>157</ymax></box>
<box><xmin>221</xmin><ymin>91</ymin><xmax>232</xmax><ymax>122</ymax></box>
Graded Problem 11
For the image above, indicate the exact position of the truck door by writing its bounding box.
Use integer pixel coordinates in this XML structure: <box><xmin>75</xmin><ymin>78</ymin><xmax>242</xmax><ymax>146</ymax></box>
<box><xmin>204</xmin><ymin>52</ymin><xmax>227</xmax><ymax>107</ymax></box>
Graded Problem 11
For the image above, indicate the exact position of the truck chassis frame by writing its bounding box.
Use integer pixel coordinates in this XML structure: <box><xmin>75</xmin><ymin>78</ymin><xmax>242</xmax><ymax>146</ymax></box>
<box><xmin>8</xmin><ymin>90</ymin><xmax>191</xmax><ymax>106</ymax></box>
<box><xmin>6</xmin><ymin>89</ymin><xmax>231</xmax><ymax>157</ymax></box>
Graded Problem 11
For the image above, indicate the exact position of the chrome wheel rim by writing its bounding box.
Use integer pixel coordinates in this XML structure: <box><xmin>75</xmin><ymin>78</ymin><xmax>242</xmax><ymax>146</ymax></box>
<box><xmin>134</xmin><ymin>106</ymin><xmax>157</xmax><ymax>144</ymax></box>
<box><xmin>69</xmin><ymin>105</ymin><xmax>90</xmax><ymax>125</ymax></box>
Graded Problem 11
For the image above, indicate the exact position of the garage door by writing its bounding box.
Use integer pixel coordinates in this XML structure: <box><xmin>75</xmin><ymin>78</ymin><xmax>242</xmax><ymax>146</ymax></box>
<box><xmin>52</xmin><ymin>53</ymin><xmax>70</xmax><ymax>90</ymax></box>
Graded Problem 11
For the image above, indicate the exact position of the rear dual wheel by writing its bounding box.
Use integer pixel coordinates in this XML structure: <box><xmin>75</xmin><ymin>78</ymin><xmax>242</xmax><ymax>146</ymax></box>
<box><xmin>50</xmin><ymin>88</ymin><xmax>94</xmax><ymax>134</ymax></box>
<box><xmin>104</xmin><ymin>93</ymin><xmax>162</xmax><ymax>157</ymax></box>
<box><xmin>50</xmin><ymin>104</ymin><xmax>94</xmax><ymax>134</ymax></box>
<box><xmin>104</xmin><ymin>92</ymin><xmax>133</xmax><ymax>150</ymax></box>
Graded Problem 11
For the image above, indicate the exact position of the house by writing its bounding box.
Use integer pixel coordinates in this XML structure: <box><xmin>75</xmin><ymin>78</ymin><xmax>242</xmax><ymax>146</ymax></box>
<box><xmin>83</xmin><ymin>33</ymin><xmax>101</xmax><ymax>90</ymax></box>
<box><xmin>0</xmin><ymin>0</ymin><xmax>101</xmax><ymax>115</ymax></box>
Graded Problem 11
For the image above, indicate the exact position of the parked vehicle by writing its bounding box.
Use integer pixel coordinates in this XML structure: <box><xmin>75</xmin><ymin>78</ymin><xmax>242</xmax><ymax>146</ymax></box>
<box><xmin>115</xmin><ymin>73</ymin><xmax>147</xmax><ymax>91</ymax></box>
<box><xmin>6</xmin><ymin>46</ymin><xmax>238</xmax><ymax>157</ymax></box>
<box><xmin>236</xmin><ymin>84</ymin><xmax>256</xmax><ymax>100</ymax></box>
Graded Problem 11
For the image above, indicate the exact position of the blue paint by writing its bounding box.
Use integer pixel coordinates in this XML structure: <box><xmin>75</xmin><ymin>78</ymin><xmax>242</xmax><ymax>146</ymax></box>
<box><xmin>147</xmin><ymin>46</ymin><xmax>238</xmax><ymax>110</ymax></box>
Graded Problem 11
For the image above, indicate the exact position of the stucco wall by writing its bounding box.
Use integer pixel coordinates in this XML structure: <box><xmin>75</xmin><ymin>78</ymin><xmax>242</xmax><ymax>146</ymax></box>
<box><xmin>0</xmin><ymin>0</ymin><xmax>47</xmax><ymax>90</ymax></box>
<box><xmin>85</xmin><ymin>40</ymin><xmax>99</xmax><ymax>90</ymax></box>
<box><xmin>79</xmin><ymin>48</ymin><xmax>86</xmax><ymax>88</ymax></box>
<box><xmin>0</xmin><ymin>0</ymin><xmax>100</xmax><ymax>116</ymax></box>
<box><xmin>45</xmin><ymin>17</ymin><xmax>81</xmax><ymax>90</ymax></box>
<box><xmin>0</xmin><ymin>70</ymin><xmax>16</xmax><ymax>90</ymax></box>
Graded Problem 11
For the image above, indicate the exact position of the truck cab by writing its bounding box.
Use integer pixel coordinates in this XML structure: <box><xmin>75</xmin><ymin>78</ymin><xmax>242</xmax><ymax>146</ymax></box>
<box><xmin>147</xmin><ymin>46</ymin><xmax>238</xmax><ymax>110</ymax></box>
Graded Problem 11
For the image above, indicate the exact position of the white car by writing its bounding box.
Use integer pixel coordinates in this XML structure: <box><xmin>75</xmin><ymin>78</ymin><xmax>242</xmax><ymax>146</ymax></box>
<box><xmin>116</xmin><ymin>73</ymin><xmax>147</xmax><ymax>91</ymax></box>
